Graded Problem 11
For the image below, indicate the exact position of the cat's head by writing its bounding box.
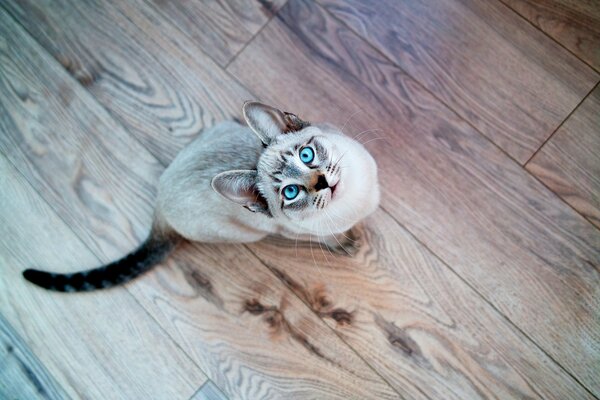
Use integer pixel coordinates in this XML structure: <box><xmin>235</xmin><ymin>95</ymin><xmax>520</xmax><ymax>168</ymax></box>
<box><xmin>212</xmin><ymin>102</ymin><xmax>379</xmax><ymax>235</ymax></box>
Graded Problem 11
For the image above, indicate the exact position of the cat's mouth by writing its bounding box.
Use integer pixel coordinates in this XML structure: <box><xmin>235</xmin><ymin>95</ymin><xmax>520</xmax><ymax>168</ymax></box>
<box><xmin>330</xmin><ymin>182</ymin><xmax>340</xmax><ymax>200</ymax></box>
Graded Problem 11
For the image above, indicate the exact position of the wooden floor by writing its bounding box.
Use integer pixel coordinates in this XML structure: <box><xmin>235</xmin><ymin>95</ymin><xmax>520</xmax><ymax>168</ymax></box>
<box><xmin>0</xmin><ymin>1</ymin><xmax>598</xmax><ymax>399</ymax></box>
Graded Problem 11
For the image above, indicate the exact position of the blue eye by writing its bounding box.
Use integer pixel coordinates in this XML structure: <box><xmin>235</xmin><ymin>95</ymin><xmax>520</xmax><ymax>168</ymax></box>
<box><xmin>299</xmin><ymin>147</ymin><xmax>315</xmax><ymax>164</ymax></box>
<box><xmin>283</xmin><ymin>185</ymin><xmax>300</xmax><ymax>200</ymax></box>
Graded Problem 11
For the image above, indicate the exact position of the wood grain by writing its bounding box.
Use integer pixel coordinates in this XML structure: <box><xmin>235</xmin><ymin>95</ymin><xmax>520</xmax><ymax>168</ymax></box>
<box><xmin>2</xmin><ymin>0</ymin><xmax>253</xmax><ymax>165</ymax></box>
<box><xmin>502</xmin><ymin>0</ymin><xmax>600</xmax><ymax>70</ymax></box>
<box><xmin>147</xmin><ymin>0</ymin><xmax>286</xmax><ymax>66</ymax></box>
<box><xmin>191</xmin><ymin>381</ymin><xmax>228</xmax><ymax>400</ymax></box>
<box><xmin>0</xmin><ymin>5</ymin><xmax>163</xmax><ymax>262</ymax></box>
<box><xmin>317</xmin><ymin>0</ymin><xmax>599</xmax><ymax>163</ymax></box>
<box><xmin>0</xmin><ymin>7</ymin><xmax>398</xmax><ymax>399</ymax></box>
<box><xmin>227</xmin><ymin>0</ymin><xmax>600</xmax><ymax>394</ymax></box>
<box><xmin>527</xmin><ymin>85</ymin><xmax>600</xmax><ymax>228</ymax></box>
<box><xmin>130</xmin><ymin>241</ymin><xmax>399</xmax><ymax>399</ymax></box>
<box><xmin>248</xmin><ymin>210</ymin><xmax>593</xmax><ymax>399</ymax></box>
<box><xmin>0</xmin><ymin>314</ymin><xmax>67</xmax><ymax>400</ymax></box>
<box><xmin>0</xmin><ymin>154</ymin><xmax>206</xmax><ymax>399</ymax></box>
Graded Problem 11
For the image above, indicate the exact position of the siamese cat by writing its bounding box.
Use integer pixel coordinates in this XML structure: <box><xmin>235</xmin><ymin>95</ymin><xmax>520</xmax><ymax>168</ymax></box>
<box><xmin>23</xmin><ymin>102</ymin><xmax>380</xmax><ymax>292</ymax></box>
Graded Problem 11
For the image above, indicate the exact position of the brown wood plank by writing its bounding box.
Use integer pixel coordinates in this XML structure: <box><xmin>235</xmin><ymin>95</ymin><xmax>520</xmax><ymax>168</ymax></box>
<box><xmin>317</xmin><ymin>0</ymin><xmax>598</xmax><ymax>163</ymax></box>
<box><xmin>527</xmin><ymin>84</ymin><xmax>600</xmax><ymax>228</ymax></box>
<box><xmin>2</xmin><ymin>0</ymin><xmax>253</xmax><ymax>166</ymax></box>
<box><xmin>227</xmin><ymin>0</ymin><xmax>600</xmax><ymax>395</ymax></box>
<box><xmin>131</xmin><ymin>242</ymin><xmax>399</xmax><ymax>399</ymax></box>
<box><xmin>248</xmin><ymin>210</ymin><xmax>593</xmax><ymax>399</ymax></box>
<box><xmin>147</xmin><ymin>0</ymin><xmax>286</xmax><ymax>67</ymax></box>
<box><xmin>0</xmin><ymin>155</ymin><xmax>206</xmax><ymax>399</ymax></box>
<box><xmin>0</xmin><ymin>314</ymin><xmax>67</xmax><ymax>400</ymax></box>
<box><xmin>502</xmin><ymin>0</ymin><xmax>600</xmax><ymax>71</ymax></box>
<box><xmin>0</xmin><ymin>8</ymin><xmax>398</xmax><ymax>400</ymax></box>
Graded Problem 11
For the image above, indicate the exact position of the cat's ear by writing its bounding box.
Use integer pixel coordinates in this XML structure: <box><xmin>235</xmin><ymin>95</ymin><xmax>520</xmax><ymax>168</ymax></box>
<box><xmin>242</xmin><ymin>101</ymin><xmax>309</xmax><ymax>145</ymax></box>
<box><xmin>211</xmin><ymin>170</ymin><xmax>271</xmax><ymax>216</ymax></box>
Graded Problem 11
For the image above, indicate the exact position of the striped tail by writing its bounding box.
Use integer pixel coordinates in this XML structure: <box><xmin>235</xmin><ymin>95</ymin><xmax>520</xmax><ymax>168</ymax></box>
<box><xmin>23</xmin><ymin>229</ymin><xmax>182</xmax><ymax>292</ymax></box>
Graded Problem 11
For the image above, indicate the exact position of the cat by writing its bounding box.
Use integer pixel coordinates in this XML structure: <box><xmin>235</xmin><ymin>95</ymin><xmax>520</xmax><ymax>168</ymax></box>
<box><xmin>23</xmin><ymin>102</ymin><xmax>380</xmax><ymax>292</ymax></box>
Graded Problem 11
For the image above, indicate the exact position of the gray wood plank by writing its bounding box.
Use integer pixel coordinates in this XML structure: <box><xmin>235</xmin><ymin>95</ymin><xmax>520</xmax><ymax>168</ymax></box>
<box><xmin>227</xmin><ymin>0</ymin><xmax>600</xmax><ymax>395</ymax></box>
<box><xmin>0</xmin><ymin>8</ymin><xmax>206</xmax><ymax>400</ymax></box>
<box><xmin>0</xmin><ymin>6</ymin><xmax>398</xmax><ymax>400</ymax></box>
<box><xmin>0</xmin><ymin>314</ymin><xmax>67</xmax><ymax>400</ymax></box>
<box><xmin>146</xmin><ymin>0</ymin><xmax>286</xmax><ymax>66</ymax></box>
<box><xmin>190</xmin><ymin>381</ymin><xmax>228</xmax><ymax>400</ymax></box>
<box><xmin>0</xmin><ymin>156</ymin><xmax>206</xmax><ymax>399</ymax></box>
<box><xmin>2</xmin><ymin>0</ymin><xmax>253</xmax><ymax>166</ymax></box>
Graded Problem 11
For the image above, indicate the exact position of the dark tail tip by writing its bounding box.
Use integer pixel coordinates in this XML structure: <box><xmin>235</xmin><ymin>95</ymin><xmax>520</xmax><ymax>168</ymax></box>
<box><xmin>23</xmin><ymin>269</ymin><xmax>58</xmax><ymax>290</ymax></box>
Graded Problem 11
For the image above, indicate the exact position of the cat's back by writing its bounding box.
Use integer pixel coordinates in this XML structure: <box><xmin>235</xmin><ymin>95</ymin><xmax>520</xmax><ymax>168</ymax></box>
<box><xmin>156</xmin><ymin>121</ymin><xmax>269</xmax><ymax>241</ymax></box>
<box><xmin>162</xmin><ymin>121</ymin><xmax>261</xmax><ymax>181</ymax></box>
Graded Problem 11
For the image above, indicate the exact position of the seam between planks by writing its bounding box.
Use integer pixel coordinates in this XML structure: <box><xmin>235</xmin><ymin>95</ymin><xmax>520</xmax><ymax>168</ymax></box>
<box><xmin>306</xmin><ymin>2</ymin><xmax>600</xmax><ymax>392</ymax></box>
<box><xmin>0</xmin><ymin>313</ymin><xmax>70</xmax><ymax>400</ymax></box>
<box><xmin>495</xmin><ymin>0</ymin><xmax>600</xmax><ymax>75</ymax></box>
<box><xmin>521</xmin><ymin>80</ymin><xmax>600</xmax><ymax>230</ymax></box>
<box><xmin>0</xmin><ymin>7</ymin><xmax>397</xmax><ymax>397</ymax></box>
<box><xmin>3</xmin><ymin>0</ymin><xmax>596</xmax><ymax>397</ymax></box>
<box><xmin>524</xmin><ymin>80</ymin><xmax>600</xmax><ymax>166</ymax></box>
<box><xmin>188</xmin><ymin>379</ymin><xmax>210</xmax><ymax>400</ymax></box>
<box><xmin>241</xmin><ymin>243</ymin><xmax>409</xmax><ymax>400</ymax></box>
<box><xmin>240</xmin><ymin>1</ymin><xmax>600</xmax><ymax>394</ymax></box>
<box><xmin>223</xmin><ymin>0</ymin><xmax>291</xmax><ymax>70</ymax></box>
<box><xmin>0</xmin><ymin>148</ymin><xmax>209</xmax><ymax>400</ymax></box>
<box><xmin>0</xmin><ymin>8</ymin><xmax>215</xmax><ymax>395</ymax></box>
<box><xmin>377</xmin><ymin>205</ymin><xmax>600</xmax><ymax>400</ymax></box>
<box><xmin>311</xmin><ymin>0</ymin><xmax>600</xmax><ymax>233</ymax></box>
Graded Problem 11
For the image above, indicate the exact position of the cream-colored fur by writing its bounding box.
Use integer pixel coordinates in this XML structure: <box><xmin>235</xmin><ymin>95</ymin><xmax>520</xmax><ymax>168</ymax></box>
<box><xmin>156</xmin><ymin>102</ymin><xmax>380</xmax><ymax>252</ymax></box>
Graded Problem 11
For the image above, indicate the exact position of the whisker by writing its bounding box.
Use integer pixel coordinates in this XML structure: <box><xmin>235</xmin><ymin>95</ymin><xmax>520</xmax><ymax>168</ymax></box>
<box><xmin>359</xmin><ymin>136</ymin><xmax>389</xmax><ymax>146</ymax></box>
<box><xmin>324</xmin><ymin>209</ymin><xmax>357</xmax><ymax>243</ymax></box>
<box><xmin>316</xmin><ymin>220</ymin><xmax>335</xmax><ymax>263</ymax></box>
<box><xmin>353</xmin><ymin>128</ymin><xmax>383</xmax><ymax>142</ymax></box>
<box><xmin>309</xmin><ymin>233</ymin><xmax>325</xmax><ymax>278</ymax></box>
<box><xmin>326</xmin><ymin>203</ymin><xmax>362</xmax><ymax>225</ymax></box>
<box><xmin>322</xmin><ymin>210</ymin><xmax>352</xmax><ymax>255</ymax></box>
<box><xmin>341</xmin><ymin>108</ymin><xmax>366</xmax><ymax>136</ymax></box>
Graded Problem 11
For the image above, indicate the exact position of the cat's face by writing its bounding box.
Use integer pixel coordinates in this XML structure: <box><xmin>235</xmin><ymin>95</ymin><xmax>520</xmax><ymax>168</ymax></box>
<box><xmin>212</xmin><ymin>102</ymin><xmax>379</xmax><ymax>235</ymax></box>
<box><xmin>257</xmin><ymin>124</ymin><xmax>379</xmax><ymax>234</ymax></box>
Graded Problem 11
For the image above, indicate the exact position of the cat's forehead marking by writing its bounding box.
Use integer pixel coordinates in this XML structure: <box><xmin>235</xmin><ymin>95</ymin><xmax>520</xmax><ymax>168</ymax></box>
<box><xmin>282</xmin><ymin>162</ymin><xmax>303</xmax><ymax>178</ymax></box>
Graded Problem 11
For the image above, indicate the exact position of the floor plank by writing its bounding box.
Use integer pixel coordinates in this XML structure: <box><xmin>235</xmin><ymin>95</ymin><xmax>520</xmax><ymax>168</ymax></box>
<box><xmin>190</xmin><ymin>381</ymin><xmax>228</xmax><ymax>400</ymax></box>
<box><xmin>0</xmin><ymin>154</ymin><xmax>206</xmax><ymax>399</ymax></box>
<box><xmin>0</xmin><ymin>314</ymin><xmax>67</xmax><ymax>400</ymax></box>
<box><xmin>501</xmin><ymin>0</ymin><xmax>600</xmax><ymax>71</ymax></box>
<box><xmin>147</xmin><ymin>0</ymin><xmax>286</xmax><ymax>67</ymax></box>
<box><xmin>527</xmin><ymin>85</ymin><xmax>600</xmax><ymax>228</ymax></box>
<box><xmin>248</xmin><ymin>210</ymin><xmax>592</xmax><ymax>399</ymax></box>
<box><xmin>0</xmin><ymin>7</ymin><xmax>398</xmax><ymax>400</ymax></box>
<box><xmin>2</xmin><ymin>0</ymin><xmax>253</xmax><ymax>165</ymax></box>
<box><xmin>317</xmin><ymin>0</ymin><xmax>598</xmax><ymax>163</ymax></box>
<box><xmin>227</xmin><ymin>0</ymin><xmax>600</xmax><ymax>394</ymax></box>
<box><xmin>130</xmin><ymin>242</ymin><xmax>399</xmax><ymax>399</ymax></box>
